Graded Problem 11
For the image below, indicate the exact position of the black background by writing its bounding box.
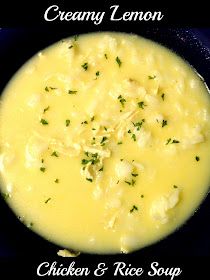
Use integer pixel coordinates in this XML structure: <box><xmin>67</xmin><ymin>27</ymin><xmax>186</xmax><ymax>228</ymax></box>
<box><xmin>0</xmin><ymin>0</ymin><xmax>210</xmax><ymax>278</ymax></box>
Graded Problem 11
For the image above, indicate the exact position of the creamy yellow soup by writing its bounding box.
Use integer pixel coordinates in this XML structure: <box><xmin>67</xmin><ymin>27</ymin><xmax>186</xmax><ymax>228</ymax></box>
<box><xmin>0</xmin><ymin>32</ymin><xmax>210</xmax><ymax>254</ymax></box>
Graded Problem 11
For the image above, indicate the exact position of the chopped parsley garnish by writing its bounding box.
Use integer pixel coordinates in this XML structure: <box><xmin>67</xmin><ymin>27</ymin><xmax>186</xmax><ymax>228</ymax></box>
<box><xmin>45</xmin><ymin>86</ymin><xmax>57</xmax><ymax>92</ymax></box>
<box><xmin>101</xmin><ymin>136</ymin><xmax>108</xmax><ymax>145</ymax></box>
<box><xmin>82</xmin><ymin>152</ymin><xmax>100</xmax><ymax>166</ymax></box>
<box><xmin>104</xmin><ymin>126</ymin><xmax>107</xmax><ymax>131</ymax></box>
<box><xmin>117</xmin><ymin>180</ymin><xmax>120</xmax><ymax>184</ymax></box>
<box><xmin>116</xmin><ymin>56</ymin><xmax>122</xmax><ymax>67</ymax></box>
<box><xmin>82</xmin><ymin>62</ymin><xmax>88</xmax><ymax>71</ymax></box>
<box><xmin>128</xmin><ymin>129</ymin><xmax>131</xmax><ymax>134</ymax></box>
<box><xmin>27</xmin><ymin>222</ymin><xmax>34</xmax><ymax>228</ymax></box>
<box><xmin>41</xmin><ymin>159</ymin><xmax>44</xmax><ymax>163</ymax></box>
<box><xmin>131</xmin><ymin>134</ymin><xmax>137</xmax><ymax>142</ymax></box>
<box><xmin>43</xmin><ymin>106</ymin><xmax>50</xmax><ymax>113</ymax></box>
<box><xmin>125</xmin><ymin>179</ymin><xmax>136</xmax><ymax>186</ymax></box>
<box><xmin>40</xmin><ymin>167</ymin><xmax>46</xmax><ymax>172</ymax></box>
<box><xmin>120</xmin><ymin>159</ymin><xmax>124</xmax><ymax>161</ymax></box>
<box><xmin>132</xmin><ymin>119</ymin><xmax>145</xmax><ymax>131</ymax></box>
<box><xmin>82</xmin><ymin>159</ymin><xmax>90</xmax><ymax>165</ymax></box>
<box><xmin>118</xmin><ymin>95</ymin><xmax>126</xmax><ymax>107</ymax></box>
<box><xmin>45</xmin><ymin>198</ymin><xmax>51</xmax><ymax>204</ymax></box>
<box><xmin>141</xmin><ymin>194</ymin><xmax>144</xmax><ymax>198</ymax></box>
<box><xmin>195</xmin><ymin>156</ymin><xmax>200</xmax><ymax>161</ymax></box>
<box><xmin>166</xmin><ymin>138</ymin><xmax>180</xmax><ymax>145</ymax></box>
<box><xmin>91</xmin><ymin>116</ymin><xmax>95</xmax><ymax>122</ymax></box>
<box><xmin>68</xmin><ymin>45</ymin><xmax>73</xmax><ymax>49</ymax></box>
<box><xmin>2</xmin><ymin>192</ymin><xmax>11</xmax><ymax>200</ymax></box>
<box><xmin>66</xmin><ymin>119</ymin><xmax>70</xmax><ymax>127</ymax></box>
<box><xmin>99</xmin><ymin>167</ymin><xmax>104</xmax><ymax>171</ymax></box>
<box><xmin>55</xmin><ymin>179</ymin><xmax>59</xmax><ymax>183</ymax></box>
<box><xmin>148</xmin><ymin>75</ymin><xmax>156</xmax><ymax>80</ymax></box>
<box><xmin>68</xmin><ymin>90</ymin><xmax>77</xmax><ymax>94</ymax></box>
<box><xmin>92</xmin><ymin>128</ymin><xmax>96</xmax><ymax>130</ymax></box>
<box><xmin>81</xmin><ymin>120</ymin><xmax>88</xmax><ymax>125</ymax></box>
<box><xmin>104</xmin><ymin>53</ymin><xmax>108</xmax><ymax>59</ymax></box>
<box><xmin>74</xmin><ymin>34</ymin><xmax>78</xmax><ymax>41</ymax></box>
<box><xmin>173</xmin><ymin>185</ymin><xmax>178</xmax><ymax>189</ymax></box>
<box><xmin>131</xmin><ymin>173</ymin><xmax>138</xmax><ymax>177</ymax></box>
<box><xmin>86</xmin><ymin>178</ymin><xmax>93</xmax><ymax>182</ymax></box>
<box><xmin>95</xmin><ymin>71</ymin><xmax>100</xmax><ymax>77</ymax></box>
<box><xmin>51</xmin><ymin>151</ymin><xmax>59</xmax><ymax>157</ymax></box>
<box><xmin>138</xmin><ymin>101</ymin><xmax>146</xmax><ymax>109</ymax></box>
<box><xmin>161</xmin><ymin>93</ymin><xmax>165</xmax><ymax>101</ymax></box>
<box><xmin>130</xmin><ymin>205</ymin><xmax>138</xmax><ymax>213</ymax></box>
<box><xmin>162</xmin><ymin>120</ymin><xmax>168</xmax><ymax>128</ymax></box>
<box><xmin>40</xmin><ymin>119</ymin><xmax>48</xmax><ymax>125</ymax></box>
<box><xmin>172</xmin><ymin>139</ymin><xmax>180</xmax><ymax>144</ymax></box>
<box><xmin>117</xmin><ymin>141</ymin><xmax>123</xmax><ymax>145</ymax></box>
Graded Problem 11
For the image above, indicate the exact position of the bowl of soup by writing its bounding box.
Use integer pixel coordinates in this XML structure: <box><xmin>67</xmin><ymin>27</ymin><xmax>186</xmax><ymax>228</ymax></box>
<box><xmin>0</xmin><ymin>28</ymin><xmax>210</xmax><ymax>256</ymax></box>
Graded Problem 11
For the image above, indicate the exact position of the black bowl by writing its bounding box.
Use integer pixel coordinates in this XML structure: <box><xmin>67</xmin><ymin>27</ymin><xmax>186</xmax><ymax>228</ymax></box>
<box><xmin>0</xmin><ymin>27</ymin><xmax>210</xmax><ymax>257</ymax></box>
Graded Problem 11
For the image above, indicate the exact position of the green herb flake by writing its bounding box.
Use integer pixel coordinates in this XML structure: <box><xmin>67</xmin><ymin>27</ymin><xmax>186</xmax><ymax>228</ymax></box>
<box><xmin>162</xmin><ymin>120</ymin><xmax>168</xmax><ymax>128</ymax></box>
<box><xmin>45</xmin><ymin>198</ymin><xmax>51</xmax><ymax>204</ymax></box>
<box><xmin>117</xmin><ymin>141</ymin><xmax>123</xmax><ymax>145</ymax></box>
<box><xmin>104</xmin><ymin>53</ymin><xmax>108</xmax><ymax>59</ymax></box>
<box><xmin>128</xmin><ymin>129</ymin><xmax>131</xmax><ymax>134</ymax></box>
<box><xmin>118</xmin><ymin>95</ymin><xmax>126</xmax><ymax>107</ymax></box>
<box><xmin>40</xmin><ymin>167</ymin><xmax>46</xmax><ymax>172</ymax></box>
<box><xmin>148</xmin><ymin>75</ymin><xmax>156</xmax><ymax>80</ymax></box>
<box><xmin>166</xmin><ymin>138</ymin><xmax>172</xmax><ymax>145</ymax></box>
<box><xmin>195</xmin><ymin>156</ymin><xmax>200</xmax><ymax>161</ymax></box>
<box><xmin>82</xmin><ymin>62</ymin><xmax>88</xmax><ymax>71</ymax></box>
<box><xmin>2</xmin><ymin>192</ymin><xmax>11</xmax><ymax>200</ymax></box>
<box><xmin>27</xmin><ymin>222</ymin><xmax>34</xmax><ymax>228</ymax></box>
<box><xmin>81</xmin><ymin>159</ymin><xmax>90</xmax><ymax>165</ymax></box>
<box><xmin>104</xmin><ymin>126</ymin><xmax>107</xmax><ymax>131</ymax></box>
<box><xmin>55</xmin><ymin>179</ymin><xmax>59</xmax><ymax>183</ymax></box>
<box><xmin>66</xmin><ymin>119</ymin><xmax>70</xmax><ymax>127</ymax></box>
<box><xmin>74</xmin><ymin>34</ymin><xmax>79</xmax><ymax>41</ymax></box>
<box><xmin>86</xmin><ymin>178</ymin><xmax>93</xmax><ymax>182</ymax></box>
<box><xmin>40</xmin><ymin>119</ymin><xmax>48</xmax><ymax>125</ymax></box>
<box><xmin>141</xmin><ymin>194</ymin><xmax>144</xmax><ymax>198</ymax></box>
<box><xmin>41</xmin><ymin>159</ymin><xmax>44</xmax><ymax>163</ymax></box>
<box><xmin>68</xmin><ymin>90</ymin><xmax>77</xmax><ymax>95</ymax></box>
<box><xmin>131</xmin><ymin>173</ymin><xmax>138</xmax><ymax>177</ymax></box>
<box><xmin>101</xmin><ymin>136</ymin><xmax>108</xmax><ymax>145</ymax></box>
<box><xmin>125</xmin><ymin>179</ymin><xmax>136</xmax><ymax>186</ymax></box>
<box><xmin>132</xmin><ymin>119</ymin><xmax>145</xmax><ymax>131</ymax></box>
<box><xmin>116</xmin><ymin>56</ymin><xmax>122</xmax><ymax>67</ymax></box>
<box><xmin>172</xmin><ymin>139</ymin><xmax>180</xmax><ymax>144</ymax></box>
<box><xmin>45</xmin><ymin>86</ymin><xmax>49</xmax><ymax>92</ymax></box>
<box><xmin>166</xmin><ymin>138</ymin><xmax>180</xmax><ymax>145</ymax></box>
<box><xmin>69</xmin><ymin>45</ymin><xmax>73</xmax><ymax>49</ymax></box>
<box><xmin>138</xmin><ymin>101</ymin><xmax>146</xmax><ymax>109</ymax></box>
<box><xmin>51</xmin><ymin>151</ymin><xmax>59</xmax><ymax>157</ymax></box>
<box><xmin>173</xmin><ymin>185</ymin><xmax>178</xmax><ymax>189</ymax></box>
<box><xmin>131</xmin><ymin>134</ymin><xmax>137</xmax><ymax>142</ymax></box>
<box><xmin>161</xmin><ymin>93</ymin><xmax>165</xmax><ymax>101</ymax></box>
<box><xmin>130</xmin><ymin>205</ymin><xmax>138</xmax><ymax>213</ymax></box>
<box><xmin>43</xmin><ymin>106</ymin><xmax>50</xmax><ymax>113</ymax></box>
<box><xmin>99</xmin><ymin>167</ymin><xmax>103</xmax><ymax>171</ymax></box>
<box><xmin>81</xmin><ymin>121</ymin><xmax>88</xmax><ymax>125</ymax></box>
<box><xmin>95</xmin><ymin>71</ymin><xmax>100</xmax><ymax>77</ymax></box>
<box><xmin>125</xmin><ymin>180</ymin><xmax>131</xmax><ymax>186</ymax></box>
<box><xmin>91</xmin><ymin>116</ymin><xmax>95</xmax><ymax>122</ymax></box>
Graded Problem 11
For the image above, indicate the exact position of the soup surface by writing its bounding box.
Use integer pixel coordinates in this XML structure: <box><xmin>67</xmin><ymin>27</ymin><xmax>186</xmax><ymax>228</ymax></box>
<box><xmin>0</xmin><ymin>32</ymin><xmax>210</xmax><ymax>254</ymax></box>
